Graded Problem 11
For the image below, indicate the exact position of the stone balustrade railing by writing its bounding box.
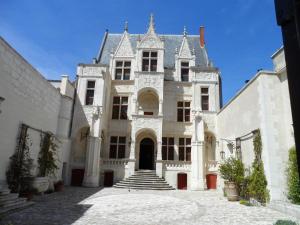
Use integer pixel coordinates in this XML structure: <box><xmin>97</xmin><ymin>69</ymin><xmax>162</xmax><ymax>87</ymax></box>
<box><xmin>102</xmin><ymin>158</ymin><xmax>129</xmax><ymax>166</ymax></box>
<box><xmin>162</xmin><ymin>160</ymin><xmax>192</xmax><ymax>171</ymax></box>
<box><xmin>205</xmin><ymin>160</ymin><xmax>219</xmax><ymax>172</ymax></box>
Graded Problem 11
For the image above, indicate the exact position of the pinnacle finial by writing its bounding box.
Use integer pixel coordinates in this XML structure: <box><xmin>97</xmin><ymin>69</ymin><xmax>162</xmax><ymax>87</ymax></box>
<box><xmin>183</xmin><ymin>26</ymin><xmax>187</xmax><ymax>36</ymax></box>
<box><xmin>148</xmin><ymin>13</ymin><xmax>155</xmax><ymax>33</ymax></box>
<box><xmin>124</xmin><ymin>21</ymin><xmax>128</xmax><ymax>32</ymax></box>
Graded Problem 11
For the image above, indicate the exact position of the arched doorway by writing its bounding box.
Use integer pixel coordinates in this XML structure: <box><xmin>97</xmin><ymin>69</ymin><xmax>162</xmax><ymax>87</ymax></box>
<box><xmin>139</xmin><ymin>138</ymin><xmax>155</xmax><ymax>170</ymax></box>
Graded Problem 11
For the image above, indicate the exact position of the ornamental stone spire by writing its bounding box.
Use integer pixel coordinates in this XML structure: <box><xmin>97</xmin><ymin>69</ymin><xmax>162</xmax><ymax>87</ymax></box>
<box><xmin>124</xmin><ymin>21</ymin><xmax>128</xmax><ymax>32</ymax></box>
<box><xmin>147</xmin><ymin>13</ymin><xmax>155</xmax><ymax>33</ymax></box>
<box><xmin>183</xmin><ymin>26</ymin><xmax>187</xmax><ymax>37</ymax></box>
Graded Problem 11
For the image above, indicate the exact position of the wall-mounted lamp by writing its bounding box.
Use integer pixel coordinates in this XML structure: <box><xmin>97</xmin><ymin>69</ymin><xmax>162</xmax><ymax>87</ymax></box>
<box><xmin>0</xmin><ymin>96</ymin><xmax>5</xmax><ymax>114</ymax></box>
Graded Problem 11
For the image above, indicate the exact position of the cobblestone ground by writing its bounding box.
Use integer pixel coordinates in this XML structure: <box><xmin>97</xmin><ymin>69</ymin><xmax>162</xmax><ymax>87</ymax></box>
<box><xmin>1</xmin><ymin>187</ymin><xmax>299</xmax><ymax>225</ymax></box>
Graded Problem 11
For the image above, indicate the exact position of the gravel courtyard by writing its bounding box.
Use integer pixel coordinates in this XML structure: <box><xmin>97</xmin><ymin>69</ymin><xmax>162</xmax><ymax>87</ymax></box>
<box><xmin>1</xmin><ymin>187</ymin><xmax>299</xmax><ymax>225</ymax></box>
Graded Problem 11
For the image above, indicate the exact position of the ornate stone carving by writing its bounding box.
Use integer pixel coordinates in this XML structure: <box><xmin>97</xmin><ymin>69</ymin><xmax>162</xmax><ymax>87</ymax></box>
<box><xmin>114</xmin><ymin>32</ymin><xmax>134</xmax><ymax>57</ymax></box>
<box><xmin>194</xmin><ymin>72</ymin><xmax>218</xmax><ymax>82</ymax></box>
<box><xmin>82</xmin><ymin>67</ymin><xmax>102</xmax><ymax>76</ymax></box>
<box><xmin>178</xmin><ymin>37</ymin><xmax>192</xmax><ymax>59</ymax></box>
<box><xmin>137</xmin><ymin>74</ymin><xmax>163</xmax><ymax>95</ymax></box>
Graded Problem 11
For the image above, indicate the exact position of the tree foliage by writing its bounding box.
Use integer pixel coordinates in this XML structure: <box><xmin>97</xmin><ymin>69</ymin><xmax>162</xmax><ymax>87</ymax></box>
<box><xmin>287</xmin><ymin>146</ymin><xmax>300</xmax><ymax>204</ymax></box>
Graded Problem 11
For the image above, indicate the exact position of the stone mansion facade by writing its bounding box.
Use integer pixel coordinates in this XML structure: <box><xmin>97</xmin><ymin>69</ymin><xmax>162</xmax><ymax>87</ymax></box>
<box><xmin>71</xmin><ymin>15</ymin><xmax>221</xmax><ymax>190</ymax></box>
<box><xmin>0</xmin><ymin>15</ymin><xmax>294</xmax><ymax>201</ymax></box>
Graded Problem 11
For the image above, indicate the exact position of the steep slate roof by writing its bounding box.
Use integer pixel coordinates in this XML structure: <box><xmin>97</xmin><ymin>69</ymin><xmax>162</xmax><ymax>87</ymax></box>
<box><xmin>97</xmin><ymin>33</ymin><xmax>209</xmax><ymax>69</ymax></box>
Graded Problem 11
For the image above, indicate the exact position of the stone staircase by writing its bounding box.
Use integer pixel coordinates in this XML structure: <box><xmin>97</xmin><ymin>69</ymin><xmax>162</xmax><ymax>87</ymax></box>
<box><xmin>0</xmin><ymin>186</ymin><xmax>34</xmax><ymax>216</ymax></box>
<box><xmin>114</xmin><ymin>170</ymin><xmax>175</xmax><ymax>190</ymax></box>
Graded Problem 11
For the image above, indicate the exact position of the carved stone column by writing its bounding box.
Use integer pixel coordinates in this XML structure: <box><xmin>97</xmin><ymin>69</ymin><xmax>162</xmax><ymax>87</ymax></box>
<box><xmin>83</xmin><ymin>136</ymin><xmax>101</xmax><ymax>187</ymax></box>
<box><xmin>156</xmin><ymin>140</ymin><xmax>163</xmax><ymax>177</ymax></box>
<box><xmin>191</xmin><ymin>112</ymin><xmax>205</xmax><ymax>190</ymax></box>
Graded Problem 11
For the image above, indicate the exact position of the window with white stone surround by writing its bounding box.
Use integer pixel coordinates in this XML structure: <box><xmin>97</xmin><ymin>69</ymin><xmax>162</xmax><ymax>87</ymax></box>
<box><xmin>201</xmin><ymin>87</ymin><xmax>209</xmax><ymax>111</ymax></box>
<box><xmin>142</xmin><ymin>51</ymin><xmax>157</xmax><ymax>72</ymax></box>
<box><xmin>115</xmin><ymin>61</ymin><xmax>131</xmax><ymax>80</ymax></box>
<box><xmin>162</xmin><ymin>137</ymin><xmax>174</xmax><ymax>160</ymax></box>
<box><xmin>181</xmin><ymin>62</ymin><xmax>189</xmax><ymax>82</ymax></box>
<box><xmin>85</xmin><ymin>80</ymin><xmax>95</xmax><ymax>105</ymax></box>
<box><xmin>112</xmin><ymin>96</ymin><xmax>128</xmax><ymax>120</ymax></box>
<box><xmin>109</xmin><ymin>136</ymin><xmax>126</xmax><ymax>159</ymax></box>
<box><xmin>177</xmin><ymin>101</ymin><xmax>190</xmax><ymax>122</ymax></box>
<box><xmin>179</xmin><ymin>138</ymin><xmax>191</xmax><ymax>161</ymax></box>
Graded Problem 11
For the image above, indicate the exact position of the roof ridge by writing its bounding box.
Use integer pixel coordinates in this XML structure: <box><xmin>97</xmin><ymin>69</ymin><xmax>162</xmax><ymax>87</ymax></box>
<box><xmin>107</xmin><ymin>33</ymin><xmax>200</xmax><ymax>37</ymax></box>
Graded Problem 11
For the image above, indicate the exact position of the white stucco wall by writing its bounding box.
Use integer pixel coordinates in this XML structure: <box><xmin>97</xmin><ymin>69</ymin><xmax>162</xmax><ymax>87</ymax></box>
<box><xmin>0</xmin><ymin>37</ymin><xmax>73</xmax><ymax>184</ymax></box>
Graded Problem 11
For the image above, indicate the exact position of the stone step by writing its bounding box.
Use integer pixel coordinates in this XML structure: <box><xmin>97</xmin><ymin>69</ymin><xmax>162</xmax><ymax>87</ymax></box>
<box><xmin>0</xmin><ymin>196</ymin><xmax>26</xmax><ymax>206</ymax></box>
<box><xmin>0</xmin><ymin>189</ymin><xmax>11</xmax><ymax>195</ymax></box>
<box><xmin>122</xmin><ymin>180</ymin><xmax>168</xmax><ymax>184</ymax></box>
<box><xmin>118</xmin><ymin>182</ymin><xmax>171</xmax><ymax>187</ymax></box>
<box><xmin>0</xmin><ymin>201</ymin><xmax>34</xmax><ymax>216</ymax></box>
<box><xmin>0</xmin><ymin>193</ymin><xmax>18</xmax><ymax>202</ymax></box>
<box><xmin>0</xmin><ymin>198</ymin><xmax>27</xmax><ymax>208</ymax></box>
<box><xmin>114</xmin><ymin>185</ymin><xmax>174</xmax><ymax>190</ymax></box>
<box><xmin>127</xmin><ymin>177</ymin><xmax>166</xmax><ymax>181</ymax></box>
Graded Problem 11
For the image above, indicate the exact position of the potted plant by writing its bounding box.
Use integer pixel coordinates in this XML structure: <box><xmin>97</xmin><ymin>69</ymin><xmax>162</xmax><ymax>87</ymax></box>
<box><xmin>54</xmin><ymin>180</ymin><xmax>64</xmax><ymax>192</ymax></box>
<box><xmin>219</xmin><ymin>157</ymin><xmax>244</xmax><ymax>201</ymax></box>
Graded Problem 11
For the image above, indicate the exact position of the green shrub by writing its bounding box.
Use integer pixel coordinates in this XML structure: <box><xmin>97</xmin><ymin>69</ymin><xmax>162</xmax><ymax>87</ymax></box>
<box><xmin>248</xmin><ymin>130</ymin><xmax>270</xmax><ymax>204</ymax></box>
<box><xmin>219</xmin><ymin>157</ymin><xmax>245</xmax><ymax>192</ymax></box>
<box><xmin>239</xmin><ymin>199</ymin><xmax>253</xmax><ymax>206</ymax></box>
<box><xmin>287</xmin><ymin>147</ymin><xmax>300</xmax><ymax>204</ymax></box>
<box><xmin>274</xmin><ymin>220</ymin><xmax>298</xmax><ymax>225</ymax></box>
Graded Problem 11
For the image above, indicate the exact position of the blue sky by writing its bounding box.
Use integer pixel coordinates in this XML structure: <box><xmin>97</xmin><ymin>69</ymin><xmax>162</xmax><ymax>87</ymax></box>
<box><xmin>0</xmin><ymin>0</ymin><xmax>282</xmax><ymax>104</ymax></box>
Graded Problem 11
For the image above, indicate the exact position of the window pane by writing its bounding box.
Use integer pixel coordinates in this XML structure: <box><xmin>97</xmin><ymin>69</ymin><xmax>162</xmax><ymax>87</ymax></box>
<box><xmin>185</xmin><ymin>109</ymin><xmax>190</xmax><ymax>122</ymax></box>
<box><xmin>142</xmin><ymin>59</ymin><xmax>149</xmax><ymax>71</ymax></box>
<box><xmin>85</xmin><ymin>90</ymin><xmax>94</xmax><ymax>105</ymax></box>
<box><xmin>116</xmin><ymin>61</ymin><xmax>123</xmax><ymax>67</ymax></box>
<box><xmin>177</xmin><ymin>102</ymin><xmax>183</xmax><ymax>107</ymax></box>
<box><xmin>186</xmin><ymin>138</ymin><xmax>191</xmax><ymax>145</ymax></box>
<box><xmin>201</xmin><ymin>88</ymin><xmax>209</xmax><ymax>94</ymax></box>
<box><xmin>168</xmin><ymin>138</ymin><xmax>174</xmax><ymax>145</ymax></box>
<box><xmin>181</xmin><ymin>68</ymin><xmax>189</xmax><ymax>75</ymax></box>
<box><xmin>181</xmin><ymin>62</ymin><xmax>189</xmax><ymax>67</ymax></box>
<box><xmin>118</xmin><ymin>145</ymin><xmax>125</xmax><ymax>158</ymax></box>
<box><xmin>121</xmin><ymin>97</ymin><xmax>128</xmax><ymax>104</ymax></box>
<box><xmin>162</xmin><ymin>146</ymin><xmax>167</xmax><ymax>160</ymax></box>
<box><xmin>202</xmin><ymin>96</ymin><xmax>209</xmax><ymax>110</ymax></box>
<box><xmin>113</xmin><ymin>97</ymin><xmax>120</xmax><ymax>104</ymax></box>
<box><xmin>109</xmin><ymin>145</ymin><xmax>117</xmax><ymax>158</ymax></box>
<box><xmin>115</xmin><ymin>69</ymin><xmax>122</xmax><ymax>80</ymax></box>
<box><xmin>179</xmin><ymin>138</ymin><xmax>185</xmax><ymax>146</ymax></box>
<box><xmin>168</xmin><ymin>147</ymin><xmax>174</xmax><ymax>160</ymax></box>
<box><xmin>110</xmin><ymin>136</ymin><xmax>118</xmax><ymax>143</ymax></box>
<box><xmin>162</xmin><ymin>137</ymin><xmax>167</xmax><ymax>145</ymax></box>
<box><xmin>123</xmin><ymin>69</ymin><xmax>130</xmax><ymax>80</ymax></box>
<box><xmin>179</xmin><ymin>147</ymin><xmax>185</xmax><ymax>161</ymax></box>
<box><xmin>181</xmin><ymin>74</ymin><xmax>189</xmax><ymax>82</ymax></box>
<box><xmin>186</xmin><ymin>147</ymin><xmax>191</xmax><ymax>161</ymax></box>
<box><xmin>143</xmin><ymin>52</ymin><xmax>150</xmax><ymax>57</ymax></box>
<box><xmin>112</xmin><ymin>105</ymin><xmax>120</xmax><ymax>119</ymax></box>
<box><xmin>119</xmin><ymin>136</ymin><xmax>126</xmax><ymax>144</ymax></box>
<box><xmin>150</xmin><ymin>59</ymin><xmax>157</xmax><ymax>71</ymax></box>
<box><xmin>177</xmin><ymin>109</ymin><xmax>183</xmax><ymax>122</ymax></box>
<box><xmin>124</xmin><ymin>61</ymin><xmax>131</xmax><ymax>67</ymax></box>
<box><xmin>120</xmin><ymin>106</ymin><xmax>128</xmax><ymax>119</ymax></box>
<box><xmin>151</xmin><ymin>52</ymin><xmax>157</xmax><ymax>57</ymax></box>
<box><xmin>184</xmin><ymin>102</ymin><xmax>190</xmax><ymax>107</ymax></box>
<box><xmin>87</xmin><ymin>81</ymin><xmax>95</xmax><ymax>88</ymax></box>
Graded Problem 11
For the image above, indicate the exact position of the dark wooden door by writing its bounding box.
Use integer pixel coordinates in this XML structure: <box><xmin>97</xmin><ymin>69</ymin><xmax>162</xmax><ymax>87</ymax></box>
<box><xmin>104</xmin><ymin>171</ymin><xmax>114</xmax><ymax>187</ymax></box>
<box><xmin>139</xmin><ymin>138</ymin><xmax>154</xmax><ymax>170</ymax></box>
<box><xmin>177</xmin><ymin>173</ymin><xmax>187</xmax><ymax>190</ymax></box>
<box><xmin>71</xmin><ymin>169</ymin><xmax>85</xmax><ymax>186</ymax></box>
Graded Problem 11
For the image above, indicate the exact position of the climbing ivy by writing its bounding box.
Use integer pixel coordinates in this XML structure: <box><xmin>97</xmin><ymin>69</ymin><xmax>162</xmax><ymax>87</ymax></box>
<box><xmin>287</xmin><ymin>146</ymin><xmax>300</xmax><ymax>204</ymax></box>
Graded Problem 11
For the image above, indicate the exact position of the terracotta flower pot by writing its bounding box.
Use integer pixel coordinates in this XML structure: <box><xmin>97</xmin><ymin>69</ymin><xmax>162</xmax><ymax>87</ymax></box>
<box><xmin>226</xmin><ymin>181</ymin><xmax>239</xmax><ymax>201</ymax></box>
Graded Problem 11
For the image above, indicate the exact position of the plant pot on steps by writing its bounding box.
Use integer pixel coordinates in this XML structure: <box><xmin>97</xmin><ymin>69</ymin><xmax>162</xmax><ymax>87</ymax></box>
<box><xmin>226</xmin><ymin>181</ymin><xmax>239</xmax><ymax>201</ymax></box>
<box><xmin>31</xmin><ymin>177</ymin><xmax>49</xmax><ymax>194</ymax></box>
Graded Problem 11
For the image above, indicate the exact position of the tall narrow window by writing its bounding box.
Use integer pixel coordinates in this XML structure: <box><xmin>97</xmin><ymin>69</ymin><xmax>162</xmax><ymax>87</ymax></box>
<box><xmin>112</xmin><ymin>96</ymin><xmax>128</xmax><ymax>120</ymax></box>
<box><xmin>181</xmin><ymin>62</ymin><xmax>189</xmax><ymax>82</ymax></box>
<box><xmin>142</xmin><ymin>51</ymin><xmax>157</xmax><ymax>72</ymax></box>
<box><xmin>162</xmin><ymin>137</ymin><xmax>174</xmax><ymax>160</ymax></box>
<box><xmin>177</xmin><ymin>101</ymin><xmax>190</xmax><ymax>122</ymax></box>
<box><xmin>179</xmin><ymin>138</ymin><xmax>191</xmax><ymax>161</ymax></box>
<box><xmin>201</xmin><ymin>87</ymin><xmax>209</xmax><ymax>111</ymax></box>
<box><xmin>115</xmin><ymin>61</ymin><xmax>131</xmax><ymax>80</ymax></box>
<box><xmin>85</xmin><ymin>81</ymin><xmax>95</xmax><ymax>105</ymax></box>
<box><xmin>109</xmin><ymin>136</ymin><xmax>126</xmax><ymax>159</ymax></box>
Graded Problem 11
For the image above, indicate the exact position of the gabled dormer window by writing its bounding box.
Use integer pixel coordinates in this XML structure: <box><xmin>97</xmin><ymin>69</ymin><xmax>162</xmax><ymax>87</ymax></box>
<box><xmin>115</xmin><ymin>61</ymin><xmax>131</xmax><ymax>80</ymax></box>
<box><xmin>142</xmin><ymin>51</ymin><xmax>157</xmax><ymax>72</ymax></box>
<box><xmin>181</xmin><ymin>62</ymin><xmax>189</xmax><ymax>82</ymax></box>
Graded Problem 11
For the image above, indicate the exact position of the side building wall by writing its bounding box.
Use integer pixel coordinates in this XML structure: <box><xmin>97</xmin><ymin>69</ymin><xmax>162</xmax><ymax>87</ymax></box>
<box><xmin>217</xmin><ymin>48</ymin><xmax>294</xmax><ymax>201</ymax></box>
<box><xmin>0</xmin><ymin>37</ymin><xmax>73</xmax><ymax>186</ymax></box>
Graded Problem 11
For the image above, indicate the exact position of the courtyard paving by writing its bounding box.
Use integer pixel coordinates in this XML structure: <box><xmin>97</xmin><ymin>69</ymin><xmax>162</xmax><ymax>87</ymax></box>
<box><xmin>1</xmin><ymin>187</ymin><xmax>299</xmax><ymax>225</ymax></box>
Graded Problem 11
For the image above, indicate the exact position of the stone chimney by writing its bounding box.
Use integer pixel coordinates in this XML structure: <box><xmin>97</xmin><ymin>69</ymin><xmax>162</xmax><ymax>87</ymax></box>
<box><xmin>200</xmin><ymin>26</ymin><xmax>205</xmax><ymax>48</ymax></box>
